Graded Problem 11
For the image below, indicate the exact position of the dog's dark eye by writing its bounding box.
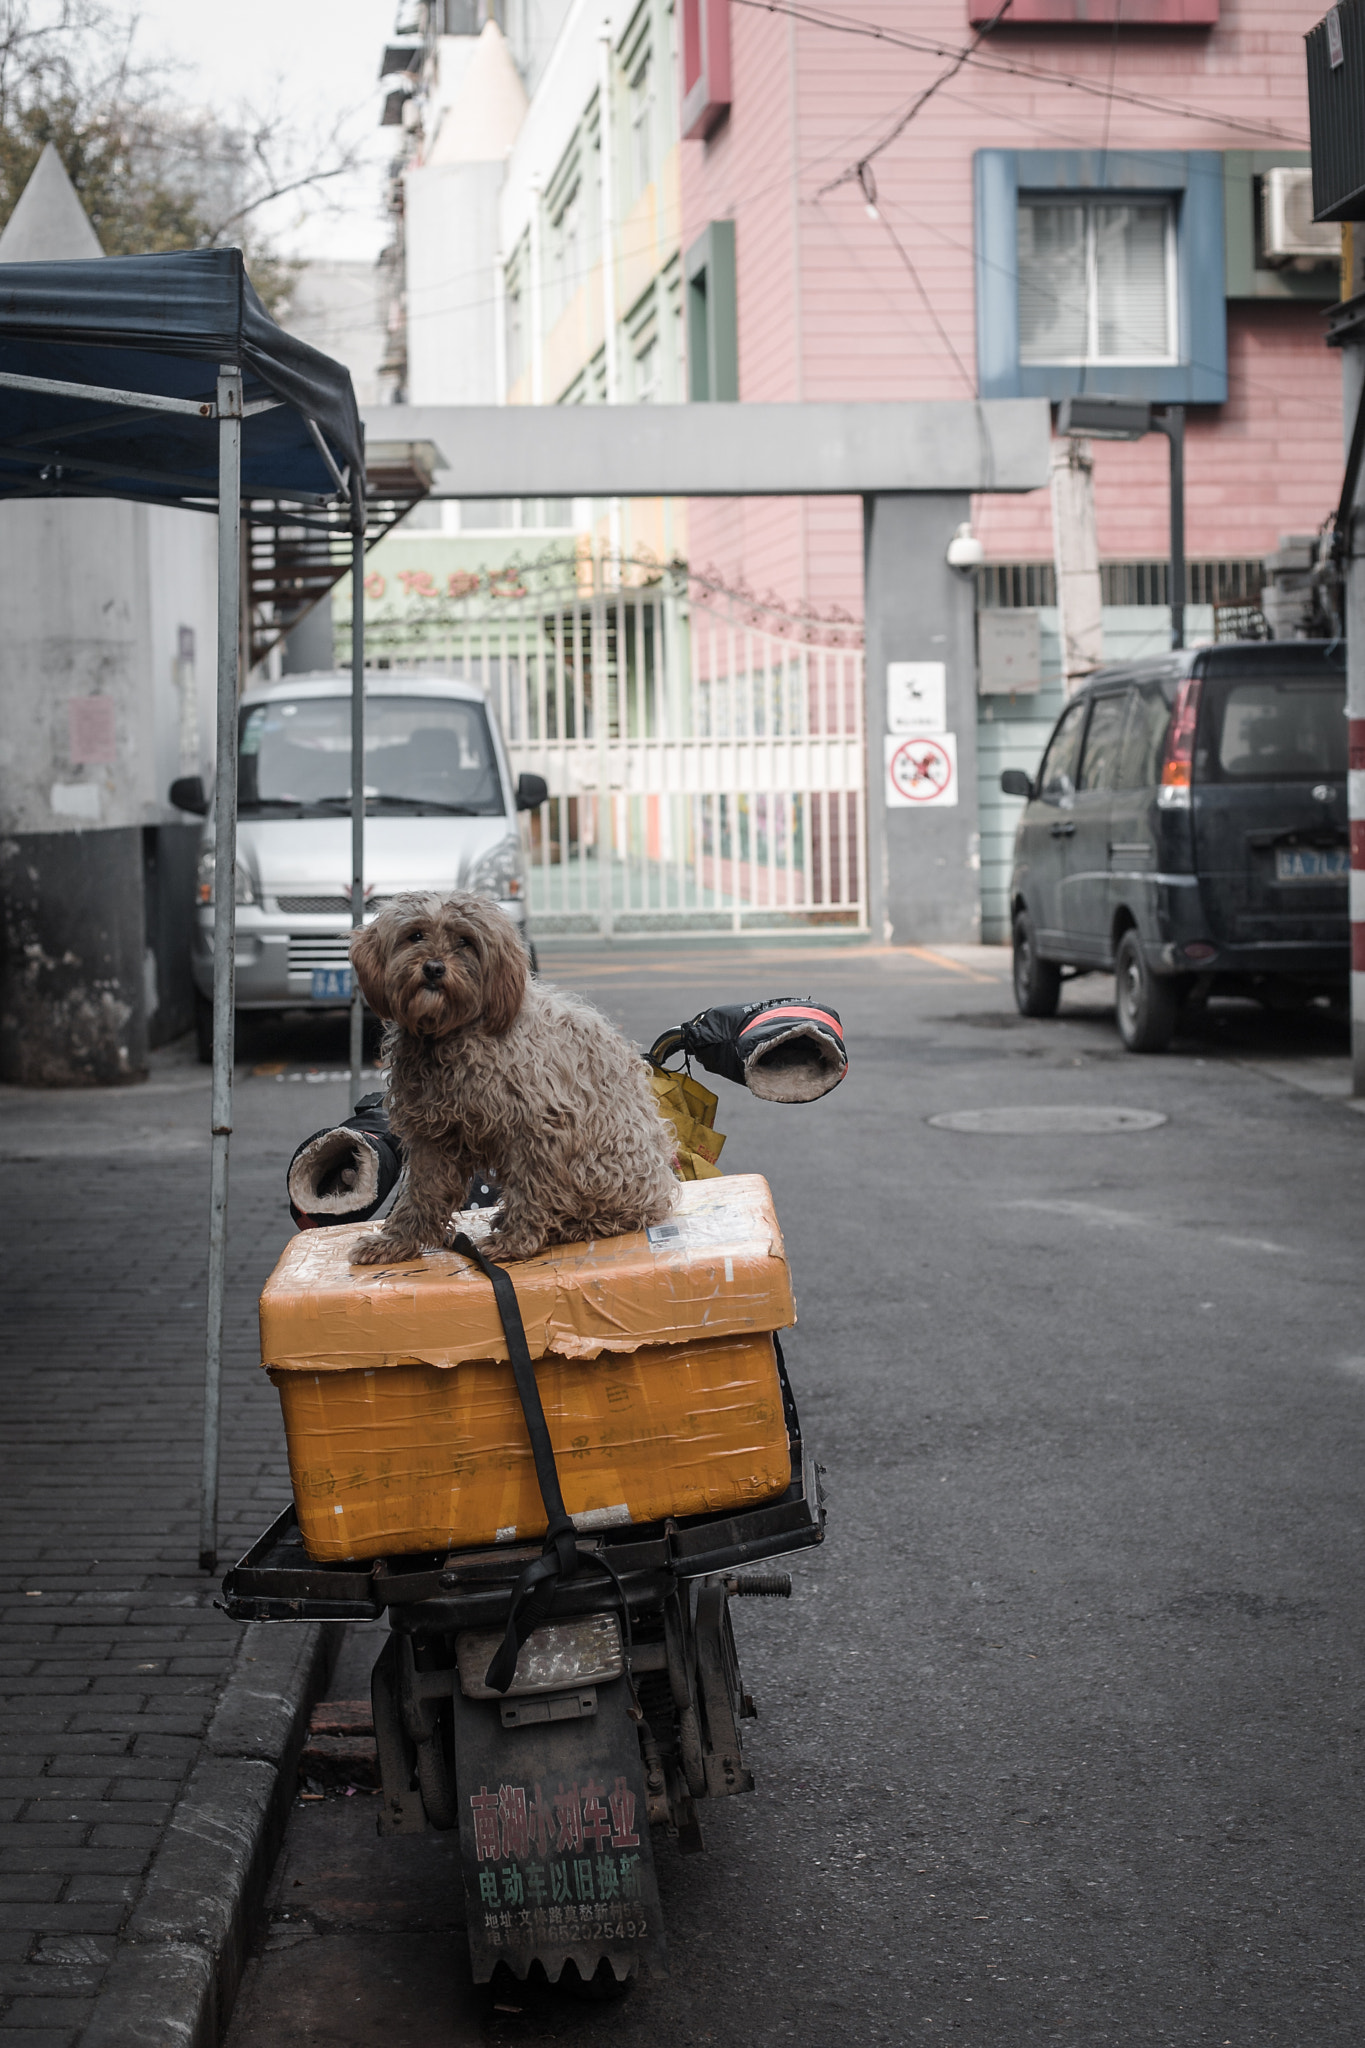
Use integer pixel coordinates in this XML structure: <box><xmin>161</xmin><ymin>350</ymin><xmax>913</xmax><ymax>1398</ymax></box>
<box><xmin>405</xmin><ymin>929</ymin><xmax>424</xmax><ymax>944</ymax></box>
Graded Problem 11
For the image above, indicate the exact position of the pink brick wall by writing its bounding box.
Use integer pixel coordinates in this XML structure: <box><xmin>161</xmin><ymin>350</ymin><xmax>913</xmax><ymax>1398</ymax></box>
<box><xmin>680</xmin><ymin>0</ymin><xmax>1343</xmax><ymax>617</ymax></box>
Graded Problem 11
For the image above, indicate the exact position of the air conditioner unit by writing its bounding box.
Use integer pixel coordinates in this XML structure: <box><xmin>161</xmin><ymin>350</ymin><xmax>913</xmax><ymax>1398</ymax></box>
<box><xmin>1262</xmin><ymin>167</ymin><xmax>1342</xmax><ymax>266</ymax></box>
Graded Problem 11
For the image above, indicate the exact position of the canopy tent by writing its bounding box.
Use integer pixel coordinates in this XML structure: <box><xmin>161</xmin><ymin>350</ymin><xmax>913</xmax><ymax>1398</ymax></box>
<box><xmin>0</xmin><ymin>246</ymin><xmax>383</xmax><ymax>1570</ymax></box>
<box><xmin>0</xmin><ymin>247</ymin><xmax>363</xmax><ymax>504</ymax></box>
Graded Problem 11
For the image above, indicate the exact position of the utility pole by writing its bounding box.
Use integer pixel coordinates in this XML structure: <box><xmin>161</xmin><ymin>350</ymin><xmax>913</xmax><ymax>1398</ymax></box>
<box><xmin>1049</xmin><ymin>433</ymin><xmax>1104</xmax><ymax>696</ymax></box>
<box><xmin>1155</xmin><ymin>405</ymin><xmax>1186</xmax><ymax>651</ymax></box>
<box><xmin>528</xmin><ymin>178</ymin><xmax>545</xmax><ymax>406</ymax></box>
<box><xmin>597</xmin><ymin>27</ymin><xmax>623</xmax><ymax>579</ymax></box>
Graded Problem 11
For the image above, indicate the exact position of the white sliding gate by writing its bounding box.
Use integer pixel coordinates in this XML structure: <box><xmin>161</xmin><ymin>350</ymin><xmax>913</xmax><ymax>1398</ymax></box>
<box><xmin>367</xmin><ymin>555</ymin><xmax>867</xmax><ymax>935</ymax></box>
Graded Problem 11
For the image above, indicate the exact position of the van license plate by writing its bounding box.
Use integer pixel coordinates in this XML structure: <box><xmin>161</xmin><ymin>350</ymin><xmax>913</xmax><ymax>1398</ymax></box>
<box><xmin>311</xmin><ymin>967</ymin><xmax>352</xmax><ymax>1000</ymax></box>
<box><xmin>1275</xmin><ymin>847</ymin><xmax>1348</xmax><ymax>882</ymax></box>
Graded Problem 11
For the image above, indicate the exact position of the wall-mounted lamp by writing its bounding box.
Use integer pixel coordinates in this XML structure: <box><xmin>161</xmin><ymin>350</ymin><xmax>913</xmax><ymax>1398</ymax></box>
<box><xmin>946</xmin><ymin>521</ymin><xmax>985</xmax><ymax>574</ymax></box>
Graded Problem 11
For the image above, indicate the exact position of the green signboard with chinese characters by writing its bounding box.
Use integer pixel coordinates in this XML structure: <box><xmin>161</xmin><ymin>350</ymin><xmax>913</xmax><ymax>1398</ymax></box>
<box><xmin>453</xmin><ymin>1681</ymin><xmax>666</xmax><ymax>1985</ymax></box>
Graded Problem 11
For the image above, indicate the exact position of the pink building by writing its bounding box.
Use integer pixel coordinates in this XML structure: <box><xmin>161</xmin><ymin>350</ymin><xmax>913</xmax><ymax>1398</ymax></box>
<box><xmin>679</xmin><ymin>0</ymin><xmax>1342</xmax><ymax>620</ymax></box>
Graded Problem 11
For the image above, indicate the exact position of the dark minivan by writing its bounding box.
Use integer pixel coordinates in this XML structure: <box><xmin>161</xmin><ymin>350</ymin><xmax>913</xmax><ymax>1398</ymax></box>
<box><xmin>1001</xmin><ymin>640</ymin><xmax>1348</xmax><ymax>1051</ymax></box>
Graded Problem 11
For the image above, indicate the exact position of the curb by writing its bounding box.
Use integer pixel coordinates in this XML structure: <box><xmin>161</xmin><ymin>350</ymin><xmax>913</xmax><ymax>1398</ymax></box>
<box><xmin>80</xmin><ymin>1616</ymin><xmax>342</xmax><ymax>2048</ymax></box>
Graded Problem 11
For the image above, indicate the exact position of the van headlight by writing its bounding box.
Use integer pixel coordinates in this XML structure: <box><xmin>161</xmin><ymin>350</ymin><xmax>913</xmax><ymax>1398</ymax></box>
<box><xmin>197</xmin><ymin>849</ymin><xmax>257</xmax><ymax>906</ymax></box>
<box><xmin>466</xmin><ymin>836</ymin><xmax>524</xmax><ymax>901</ymax></box>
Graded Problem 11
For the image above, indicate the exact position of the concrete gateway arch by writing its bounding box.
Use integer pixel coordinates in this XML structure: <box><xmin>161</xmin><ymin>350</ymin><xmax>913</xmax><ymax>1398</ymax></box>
<box><xmin>362</xmin><ymin>398</ymin><xmax>1051</xmax><ymax>943</ymax></box>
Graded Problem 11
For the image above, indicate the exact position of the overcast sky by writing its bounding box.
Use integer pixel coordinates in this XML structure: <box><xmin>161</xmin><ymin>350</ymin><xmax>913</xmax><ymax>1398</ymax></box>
<box><xmin>131</xmin><ymin>0</ymin><xmax>397</xmax><ymax>263</ymax></box>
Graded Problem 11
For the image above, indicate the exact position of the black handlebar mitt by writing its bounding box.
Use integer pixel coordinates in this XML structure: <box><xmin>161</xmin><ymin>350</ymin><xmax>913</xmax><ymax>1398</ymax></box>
<box><xmin>666</xmin><ymin>999</ymin><xmax>848</xmax><ymax>1103</ymax></box>
<box><xmin>286</xmin><ymin>1092</ymin><xmax>405</xmax><ymax>1230</ymax></box>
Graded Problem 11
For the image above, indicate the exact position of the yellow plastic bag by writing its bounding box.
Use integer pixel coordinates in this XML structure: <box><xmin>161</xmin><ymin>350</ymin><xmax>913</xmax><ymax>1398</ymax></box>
<box><xmin>649</xmin><ymin>1065</ymin><xmax>725</xmax><ymax>1179</ymax></box>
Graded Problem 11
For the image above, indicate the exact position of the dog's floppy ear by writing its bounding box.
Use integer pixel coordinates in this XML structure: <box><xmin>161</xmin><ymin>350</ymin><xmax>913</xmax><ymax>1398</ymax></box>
<box><xmin>349</xmin><ymin>916</ymin><xmax>391</xmax><ymax>1019</ymax></box>
<box><xmin>476</xmin><ymin>906</ymin><xmax>528</xmax><ymax>1036</ymax></box>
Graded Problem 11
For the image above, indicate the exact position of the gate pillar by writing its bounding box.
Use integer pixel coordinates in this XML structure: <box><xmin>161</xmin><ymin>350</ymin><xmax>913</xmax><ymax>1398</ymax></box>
<box><xmin>862</xmin><ymin>491</ymin><xmax>980</xmax><ymax>945</ymax></box>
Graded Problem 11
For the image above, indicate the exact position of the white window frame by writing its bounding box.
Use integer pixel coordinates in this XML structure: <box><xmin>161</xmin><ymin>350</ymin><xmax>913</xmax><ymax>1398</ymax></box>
<box><xmin>1018</xmin><ymin>194</ymin><xmax>1179</xmax><ymax>368</ymax></box>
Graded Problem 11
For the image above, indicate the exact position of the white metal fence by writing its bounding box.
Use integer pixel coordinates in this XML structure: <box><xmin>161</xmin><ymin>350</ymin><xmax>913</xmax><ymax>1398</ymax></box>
<box><xmin>358</xmin><ymin>554</ymin><xmax>867</xmax><ymax>936</ymax></box>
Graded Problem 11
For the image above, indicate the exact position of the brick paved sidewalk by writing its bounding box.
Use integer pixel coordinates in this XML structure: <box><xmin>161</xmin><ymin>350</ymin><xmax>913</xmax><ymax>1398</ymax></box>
<box><xmin>0</xmin><ymin>1040</ymin><xmax>362</xmax><ymax>2046</ymax></box>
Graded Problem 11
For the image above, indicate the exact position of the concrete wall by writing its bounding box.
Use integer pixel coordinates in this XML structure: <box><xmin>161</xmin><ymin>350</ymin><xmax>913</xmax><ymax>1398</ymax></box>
<box><xmin>405</xmin><ymin>160</ymin><xmax>506</xmax><ymax>405</ymax></box>
<box><xmin>0</xmin><ymin>499</ymin><xmax>218</xmax><ymax>1082</ymax></box>
<box><xmin>679</xmin><ymin>0</ymin><xmax>1343</xmax><ymax>618</ymax></box>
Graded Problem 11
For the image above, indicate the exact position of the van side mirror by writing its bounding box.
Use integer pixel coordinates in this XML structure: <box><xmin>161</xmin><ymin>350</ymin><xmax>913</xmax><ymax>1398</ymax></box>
<box><xmin>1000</xmin><ymin>768</ymin><xmax>1034</xmax><ymax>800</ymax></box>
<box><xmin>515</xmin><ymin>771</ymin><xmax>548</xmax><ymax>812</ymax></box>
<box><xmin>169</xmin><ymin>775</ymin><xmax>208</xmax><ymax>815</ymax></box>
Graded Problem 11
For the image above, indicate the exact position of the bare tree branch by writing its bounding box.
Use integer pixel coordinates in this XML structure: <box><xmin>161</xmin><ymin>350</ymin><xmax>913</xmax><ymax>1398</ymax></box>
<box><xmin>0</xmin><ymin>0</ymin><xmax>374</xmax><ymax>313</ymax></box>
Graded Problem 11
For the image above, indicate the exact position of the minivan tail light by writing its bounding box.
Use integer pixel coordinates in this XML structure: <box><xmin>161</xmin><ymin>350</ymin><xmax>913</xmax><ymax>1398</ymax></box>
<box><xmin>1160</xmin><ymin>677</ymin><xmax>1202</xmax><ymax>791</ymax></box>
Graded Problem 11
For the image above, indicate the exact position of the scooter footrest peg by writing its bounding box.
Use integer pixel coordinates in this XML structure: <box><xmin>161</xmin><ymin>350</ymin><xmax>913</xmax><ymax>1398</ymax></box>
<box><xmin>725</xmin><ymin>1570</ymin><xmax>792</xmax><ymax>1597</ymax></box>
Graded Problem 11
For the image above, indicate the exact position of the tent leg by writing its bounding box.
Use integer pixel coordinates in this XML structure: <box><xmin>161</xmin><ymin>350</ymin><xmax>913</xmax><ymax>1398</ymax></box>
<box><xmin>349</xmin><ymin>524</ymin><xmax>366</xmax><ymax>1104</ymax></box>
<box><xmin>200</xmin><ymin>364</ymin><xmax>243</xmax><ymax>1575</ymax></box>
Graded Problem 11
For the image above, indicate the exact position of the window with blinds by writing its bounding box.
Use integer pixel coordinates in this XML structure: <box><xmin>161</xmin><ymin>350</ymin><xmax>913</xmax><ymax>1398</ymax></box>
<box><xmin>1018</xmin><ymin>199</ymin><xmax>1176</xmax><ymax>364</ymax></box>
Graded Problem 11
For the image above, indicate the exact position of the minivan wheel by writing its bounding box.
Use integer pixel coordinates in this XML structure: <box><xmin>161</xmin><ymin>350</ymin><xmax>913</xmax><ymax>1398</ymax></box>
<box><xmin>1012</xmin><ymin>910</ymin><xmax>1061</xmax><ymax>1018</ymax></box>
<box><xmin>1114</xmin><ymin>930</ymin><xmax>1178</xmax><ymax>1053</ymax></box>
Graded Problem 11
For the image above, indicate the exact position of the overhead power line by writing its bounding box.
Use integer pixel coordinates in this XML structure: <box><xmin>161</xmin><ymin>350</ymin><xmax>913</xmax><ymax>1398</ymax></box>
<box><xmin>732</xmin><ymin>0</ymin><xmax>1310</xmax><ymax>149</ymax></box>
<box><xmin>816</xmin><ymin>0</ymin><xmax>1015</xmax><ymax>196</ymax></box>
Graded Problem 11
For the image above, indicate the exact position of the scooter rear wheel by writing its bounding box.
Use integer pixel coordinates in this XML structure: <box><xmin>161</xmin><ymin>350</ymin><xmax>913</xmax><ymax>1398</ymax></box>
<box><xmin>414</xmin><ymin>1716</ymin><xmax>457</xmax><ymax>1829</ymax></box>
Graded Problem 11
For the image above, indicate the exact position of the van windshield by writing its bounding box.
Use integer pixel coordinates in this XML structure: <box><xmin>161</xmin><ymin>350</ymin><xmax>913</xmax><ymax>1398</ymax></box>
<box><xmin>1202</xmin><ymin>672</ymin><xmax>1346</xmax><ymax>784</ymax></box>
<box><xmin>238</xmin><ymin>695</ymin><xmax>504</xmax><ymax>816</ymax></box>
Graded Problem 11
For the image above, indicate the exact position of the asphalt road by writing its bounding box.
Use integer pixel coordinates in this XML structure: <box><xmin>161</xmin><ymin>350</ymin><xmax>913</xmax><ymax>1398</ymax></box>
<box><xmin>221</xmin><ymin>942</ymin><xmax>1365</xmax><ymax>2048</ymax></box>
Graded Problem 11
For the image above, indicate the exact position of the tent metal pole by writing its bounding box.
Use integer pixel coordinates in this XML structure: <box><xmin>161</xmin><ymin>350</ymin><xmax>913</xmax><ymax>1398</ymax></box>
<box><xmin>199</xmin><ymin>364</ymin><xmax>243</xmax><ymax>1575</ymax></box>
<box><xmin>349</xmin><ymin>523</ymin><xmax>365</xmax><ymax>1101</ymax></box>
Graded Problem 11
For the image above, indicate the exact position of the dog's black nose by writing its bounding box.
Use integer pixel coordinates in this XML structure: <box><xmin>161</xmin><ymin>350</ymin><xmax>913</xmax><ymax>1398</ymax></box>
<box><xmin>422</xmin><ymin>959</ymin><xmax>446</xmax><ymax>984</ymax></box>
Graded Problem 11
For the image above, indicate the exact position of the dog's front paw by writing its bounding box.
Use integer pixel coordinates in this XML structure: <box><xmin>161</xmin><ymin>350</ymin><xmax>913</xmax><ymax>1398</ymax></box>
<box><xmin>483</xmin><ymin>1229</ymin><xmax>545</xmax><ymax>1265</ymax></box>
<box><xmin>349</xmin><ymin>1233</ymin><xmax>422</xmax><ymax>1267</ymax></box>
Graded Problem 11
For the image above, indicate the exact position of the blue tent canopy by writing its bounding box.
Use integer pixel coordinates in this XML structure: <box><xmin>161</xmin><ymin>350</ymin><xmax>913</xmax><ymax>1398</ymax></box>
<box><xmin>0</xmin><ymin>247</ymin><xmax>363</xmax><ymax>507</ymax></box>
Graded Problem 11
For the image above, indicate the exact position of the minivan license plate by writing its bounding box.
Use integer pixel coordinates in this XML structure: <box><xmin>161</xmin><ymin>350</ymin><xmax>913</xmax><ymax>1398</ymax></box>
<box><xmin>311</xmin><ymin>967</ymin><xmax>352</xmax><ymax>1000</ymax></box>
<box><xmin>1274</xmin><ymin>847</ymin><xmax>1348</xmax><ymax>882</ymax></box>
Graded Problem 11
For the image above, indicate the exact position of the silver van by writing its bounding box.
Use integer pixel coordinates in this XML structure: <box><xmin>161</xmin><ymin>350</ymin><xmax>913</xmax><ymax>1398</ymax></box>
<box><xmin>169</xmin><ymin>670</ymin><xmax>545</xmax><ymax>1059</ymax></box>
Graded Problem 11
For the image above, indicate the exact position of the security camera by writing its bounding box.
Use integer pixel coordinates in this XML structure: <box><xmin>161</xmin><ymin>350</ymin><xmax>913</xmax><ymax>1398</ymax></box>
<box><xmin>946</xmin><ymin>522</ymin><xmax>985</xmax><ymax>573</ymax></box>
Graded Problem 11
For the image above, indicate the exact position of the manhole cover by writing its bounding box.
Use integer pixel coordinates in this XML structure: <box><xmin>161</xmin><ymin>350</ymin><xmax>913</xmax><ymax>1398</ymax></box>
<box><xmin>927</xmin><ymin>1105</ymin><xmax>1168</xmax><ymax>1135</ymax></box>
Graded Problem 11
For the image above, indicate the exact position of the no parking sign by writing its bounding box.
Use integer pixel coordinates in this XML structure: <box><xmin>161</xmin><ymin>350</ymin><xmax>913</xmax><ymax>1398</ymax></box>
<box><xmin>885</xmin><ymin>731</ymin><xmax>958</xmax><ymax>807</ymax></box>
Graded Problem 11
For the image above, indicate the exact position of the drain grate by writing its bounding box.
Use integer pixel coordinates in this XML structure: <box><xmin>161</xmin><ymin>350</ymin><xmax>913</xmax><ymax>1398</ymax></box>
<box><xmin>928</xmin><ymin>1106</ymin><xmax>1168</xmax><ymax>1135</ymax></box>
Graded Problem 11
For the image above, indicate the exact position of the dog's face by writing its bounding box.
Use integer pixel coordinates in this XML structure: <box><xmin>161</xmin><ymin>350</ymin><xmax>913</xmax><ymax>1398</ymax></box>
<box><xmin>350</xmin><ymin>892</ymin><xmax>528</xmax><ymax>1038</ymax></box>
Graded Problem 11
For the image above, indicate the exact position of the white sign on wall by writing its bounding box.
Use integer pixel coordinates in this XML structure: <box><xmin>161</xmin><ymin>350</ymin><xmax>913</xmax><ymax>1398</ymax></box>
<box><xmin>885</xmin><ymin>731</ymin><xmax>959</xmax><ymax>808</ymax></box>
<box><xmin>886</xmin><ymin>661</ymin><xmax>947</xmax><ymax>733</ymax></box>
<box><xmin>978</xmin><ymin>610</ymin><xmax>1041</xmax><ymax>695</ymax></box>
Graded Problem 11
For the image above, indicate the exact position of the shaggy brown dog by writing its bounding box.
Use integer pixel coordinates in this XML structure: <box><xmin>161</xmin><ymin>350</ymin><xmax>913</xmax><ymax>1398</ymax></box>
<box><xmin>348</xmin><ymin>892</ymin><xmax>677</xmax><ymax>1265</ymax></box>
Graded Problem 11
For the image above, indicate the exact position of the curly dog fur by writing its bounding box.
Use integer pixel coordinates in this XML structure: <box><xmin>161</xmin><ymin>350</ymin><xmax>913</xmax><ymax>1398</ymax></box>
<box><xmin>347</xmin><ymin>892</ymin><xmax>677</xmax><ymax>1265</ymax></box>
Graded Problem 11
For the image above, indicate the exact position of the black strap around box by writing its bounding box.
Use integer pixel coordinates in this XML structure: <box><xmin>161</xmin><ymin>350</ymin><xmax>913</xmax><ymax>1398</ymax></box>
<box><xmin>449</xmin><ymin>1233</ymin><xmax>580</xmax><ymax>1695</ymax></box>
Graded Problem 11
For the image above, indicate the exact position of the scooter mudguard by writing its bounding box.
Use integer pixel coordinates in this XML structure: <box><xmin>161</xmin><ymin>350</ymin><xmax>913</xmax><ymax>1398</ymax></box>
<box><xmin>453</xmin><ymin>1676</ymin><xmax>666</xmax><ymax>1986</ymax></box>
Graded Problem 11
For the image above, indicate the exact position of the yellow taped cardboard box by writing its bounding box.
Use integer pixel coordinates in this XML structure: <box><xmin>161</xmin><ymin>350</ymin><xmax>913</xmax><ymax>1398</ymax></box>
<box><xmin>259</xmin><ymin>1175</ymin><xmax>795</xmax><ymax>1563</ymax></box>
